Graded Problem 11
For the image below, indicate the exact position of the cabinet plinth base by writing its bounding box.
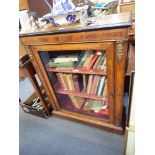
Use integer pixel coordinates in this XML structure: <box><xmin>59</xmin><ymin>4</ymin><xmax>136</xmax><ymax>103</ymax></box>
<box><xmin>52</xmin><ymin>110</ymin><xmax>123</xmax><ymax>134</ymax></box>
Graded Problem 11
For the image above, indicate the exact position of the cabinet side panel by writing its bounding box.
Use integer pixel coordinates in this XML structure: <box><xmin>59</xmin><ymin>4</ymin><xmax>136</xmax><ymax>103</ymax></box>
<box><xmin>114</xmin><ymin>41</ymin><xmax>128</xmax><ymax>126</ymax></box>
<box><xmin>106</xmin><ymin>43</ymin><xmax>115</xmax><ymax>124</ymax></box>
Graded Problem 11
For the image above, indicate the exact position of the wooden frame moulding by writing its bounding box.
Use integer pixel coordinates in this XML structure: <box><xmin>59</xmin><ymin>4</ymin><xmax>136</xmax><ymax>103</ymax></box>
<box><xmin>20</xmin><ymin>28</ymin><xmax>129</xmax><ymax>46</ymax></box>
<box><xmin>31</xmin><ymin>42</ymin><xmax>115</xmax><ymax>124</ymax></box>
<box><xmin>24</xmin><ymin>45</ymin><xmax>60</xmax><ymax>111</ymax></box>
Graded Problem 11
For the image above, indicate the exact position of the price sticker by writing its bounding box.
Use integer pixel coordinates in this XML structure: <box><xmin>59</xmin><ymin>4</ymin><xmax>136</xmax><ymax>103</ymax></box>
<box><xmin>97</xmin><ymin>52</ymin><xmax>101</xmax><ymax>55</ymax></box>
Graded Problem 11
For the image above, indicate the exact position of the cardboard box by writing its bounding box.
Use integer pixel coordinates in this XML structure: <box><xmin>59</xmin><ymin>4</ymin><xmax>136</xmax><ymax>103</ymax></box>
<box><xmin>20</xmin><ymin>91</ymin><xmax>53</xmax><ymax>118</ymax></box>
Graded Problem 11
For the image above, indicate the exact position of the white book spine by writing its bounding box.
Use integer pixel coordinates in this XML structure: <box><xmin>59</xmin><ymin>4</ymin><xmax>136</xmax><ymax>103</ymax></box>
<box><xmin>97</xmin><ymin>76</ymin><xmax>106</xmax><ymax>96</ymax></box>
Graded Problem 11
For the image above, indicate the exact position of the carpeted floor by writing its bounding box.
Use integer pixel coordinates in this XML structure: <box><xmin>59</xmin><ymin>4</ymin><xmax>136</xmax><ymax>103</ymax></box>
<box><xmin>19</xmin><ymin>77</ymin><xmax>124</xmax><ymax>155</ymax></box>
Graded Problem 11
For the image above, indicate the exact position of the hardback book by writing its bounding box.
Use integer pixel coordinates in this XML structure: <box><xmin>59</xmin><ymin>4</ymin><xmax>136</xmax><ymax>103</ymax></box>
<box><xmin>48</xmin><ymin>61</ymin><xmax>75</xmax><ymax>68</ymax></box>
<box><xmin>82</xmin><ymin>74</ymin><xmax>87</xmax><ymax>93</ymax></box>
<box><xmin>78</xmin><ymin>51</ymin><xmax>93</xmax><ymax>68</ymax></box>
<box><xmin>69</xmin><ymin>95</ymin><xmax>83</xmax><ymax>109</ymax></box>
<box><xmin>90</xmin><ymin>75</ymin><xmax>100</xmax><ymax>94</ymax></box>
<box><xmin>82</xmin><ymin>53</ymin><xmax>94</xmax><ymax>68</ymax></box>
<box><xmin>102</xmin><ymin>79</ymin><xmax>107</xmax><ymax>96</ymax></box>
<box><xmin>93</xmin><ymin>54</ymin><xmax>103</xmax><ymax>69</ymax></box>
<box><xmin>72</xmin><ymin>75</ymin><xmax>80</xmax><ymax>91</ymax></box>
<box><xmin>97</xmin><ymin>54</ymin><xmax>106</xmax><ymax>70</ymax></box>
<box><xmin>75</xmin><ymin>97</ymin><xmax>84</xmax><ymax>108</ymax></box>
<box><xmin>58</xmin><ymin>73</ymin><xmax>68</xmax><ymax>90</ymax></box>
<box><xmin>87</xmin><ymin>52</ymin><xmax>99</xmax><ymax>70</ymax></box>
<box><xmin>90</xmin><ymin>100</ymin><xmax>103</xmax><ymax>111</ymax></box>
<box><xmin>97</xmin><ymin>76</ymin><xmax>106</xmax><ymax>96</ymax></box>
<box><xmin>83</xmin><ymin>100</ymin><xmax>102</xmax><ymax>111</ymax></box>
<box><xmin>56</xmin><ymin>73</ymin><xmax>63</xmax><ymax>88</ymax></box>
<box><xmin>62</xmin><ymin>74</ymin><xmax>70</xmax><ymax>90</ymax></box>
<box><xmin>97</xmin><ymin>109</ymin><xmax>109</xmax><ymax>115</ymax></box>
<box><xmin>99</xmin><ymin>57</ymin><xmax>106</xmax><ymax>70</ymax></box>
<box><xmin>54</xmin><ymin>53</ymin><xmax>79</xmax><ymax>63</ymax></box>
<box><xmin>94</xmin><ymin>76</ymin><xmax>101</xmax><ymax>95</ymax></box>
<box><xmin>77</xmin><ymin>51</ymin><xmax>87</xmax><ymax>67</ymax></box>
<box><xmin>86</xmin><ymin>75</ymin><xmax>94</xmax><ymax>94</ymax></box>
<box><xmin>58</xmin><ymin>73</ymin><xmax>83</xmax><ymax>108</ymax></box>
<box><xmin>67</xmin><ymin>74</ymin><xmax>76</xmax><ymax>91</ymax></box>
<box><xmin>66</xmin><ymin>74</ymin><xmax>84</xmax><ymax>108</ymax></box>
<box><xmin>74</xmin><ymin>51</ymin><xmax>85</xmax><ymax>68</ymax></box>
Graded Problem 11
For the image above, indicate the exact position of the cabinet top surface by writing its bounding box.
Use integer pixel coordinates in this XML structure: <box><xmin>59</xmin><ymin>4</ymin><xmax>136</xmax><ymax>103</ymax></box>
<box><xmin>19</xmin><ymin>12</ymin><xmax>131</xmax><ymax>37</ymax></box>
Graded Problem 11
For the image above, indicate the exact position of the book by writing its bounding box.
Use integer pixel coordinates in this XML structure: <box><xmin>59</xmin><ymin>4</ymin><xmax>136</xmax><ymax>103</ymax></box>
<box><xmin>100</xmin><ymin>58</ymin><xmax>106</xmax><ymax>70</ymax></box>
<box><xmin>66</xmin><ymin>74</ymin><xmax>76</xmax><ymax>91</ymax></box>
<box><xmin>66</xmin><ymin>74</ymin><xmax>84</xmax><ymax>108</ymax></box>
<box><xmin>90</xmin><ymin>75</ymin><xmax>100</xmax><ymax>94</ymax></box>
<box><xmin>82</xmin><ymin>53</ymin><xmax>94</xmax><ymax>68</ymax></box>
<box><xmin>72</xmin><ymin>75</ymin><xmax>80</xmax><ymax>91</ymax></box>
<box><xmin>54</xmin><ymin>53</ymin><xmax>79</xmax><ymax>63</ymax></box>
<box><xmin>94</xmin><ymin>76</ymin><xmax>101</xmax><ymax>95</ymax></box>
<box><xmin>93</xmin><ymin>55</ymin><xmax>103</xmax><ymax>69</ymax></box>
<box><xmin>58</xmin><ymin>73</ymin><xmax>67</xmax><ymax>90</ymax></box>
<box><xmin>90</xmin><ymin>100</ymin><xmax>102</xmax><ymax>111</ymax></box>
<box><xmin>82</xmin><ymin>74</ymin><xmax>87</xmax><ymax>93</ymax></box>
<box><xmin>69</xmin><ymin>95</ymin><xmax>82</xmax><ymax>109</ymax></box>
<box><xmin>62</xmin><ymin>74</ymin><xmax>70</xmax><ymax>90</ymax></box>
<box><xmin>86</xmin><ymin>75</ymin><xmax>94</xmax><ymax>94</ymax></box>
<box><xmin>102</xmin><ymin>79</ymin><xmax>107</xmax><ymax>96</ymax></box>
<box><xmin>48</xmin><ymin>61</ymin><xmax>75</xmax><ymax>68</ymax></box>
<box><xmin>56</xmin><ymin>73</ymin><xmax>63</xmax><ymax>88</ymax></box>
<box><xmin>96</xmin><ymin>54</ymin><xmax>106</xmax><ymax>70</ymax></box>
<box><xmin>87</xmin><ymin>52</ymin><xmax>99</xmax><ymax>70</ymax></box>
<box><xmin>95</xmin><ymin>76</ymin><xmax>102</xmax><ymax>95</ymax></box>
<box><xmin>83</xmin><ymin>100</ymin><xmax>102</xmax><ymax>111</ymax></box>
<box><xmin>74</xmin><ymin>51</ymin><xmax>85</xmax><ymax>68</ymax></box>
<box><xmin>97</xmin><ymin>76</ymin><xmax>106</xmax><ymax>96</ymax></box>
<box><xmin>97</xmin><ymin>109</ymin><xmax>109</xmax><ymax>115</ymax></box>
<box><xmin>78</xmin><ymin>51</ymin><xmax>93</xmax><ymax>68</ymax></box>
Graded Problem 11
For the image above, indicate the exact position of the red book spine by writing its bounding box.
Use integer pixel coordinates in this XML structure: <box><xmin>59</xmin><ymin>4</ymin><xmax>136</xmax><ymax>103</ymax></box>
<box><xmin>56</xmin><ymin>73</ymin><xmax>63</xmax><ymax>89</ymax></box>
<box><xmin>97</xmin><ymin>109</ymin><xmax>109</xmax><ymax>116</ymax></box>
<box><xmin>87</xmin><ymin>52</ymin><xmax>99</xmax><ymax>70</ymax></box>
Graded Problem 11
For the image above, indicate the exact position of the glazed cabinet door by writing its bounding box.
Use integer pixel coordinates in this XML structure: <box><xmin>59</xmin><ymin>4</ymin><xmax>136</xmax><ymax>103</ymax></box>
<box><xmin>30</xmin><ymin>42</ymin><xmax>115</xmax><ymax>124</ymax></box>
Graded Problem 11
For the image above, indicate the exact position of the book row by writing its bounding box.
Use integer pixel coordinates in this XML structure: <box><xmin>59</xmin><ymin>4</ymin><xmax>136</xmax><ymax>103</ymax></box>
<box><xmin>56</xmin><ymin>73</ymin><xmax>107</xmax><ymax>97</ymax></box>
<box><xmin>48</xmin><ymin>50</ymin><xmax>107</xmax><ymax>71</ymax></box>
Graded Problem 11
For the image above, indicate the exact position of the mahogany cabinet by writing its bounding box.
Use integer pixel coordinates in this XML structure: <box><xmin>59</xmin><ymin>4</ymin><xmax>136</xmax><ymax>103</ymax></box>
<box><xmin>20</xmin><ymin>13</ymin><xmax>131</xmax><ymax>134</ymax></box>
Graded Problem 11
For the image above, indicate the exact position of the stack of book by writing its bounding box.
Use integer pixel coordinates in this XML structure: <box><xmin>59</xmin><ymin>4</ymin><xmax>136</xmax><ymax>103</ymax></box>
<box><xmin>56</xmin><ymin>73</ymin><xmax>84</xmax><ymax>109</ymax></box>
<box><xmin>48</xmin><ymin>51</ymin><xmax>107</xmax><ymax>71</ymax></box>
<box><xmin>83</xmin><ymin>100</ymin><xmax>108</xmax><ymax>114</ymax></box>
<box><xmin>83</xmin><ymin>74</ymin><xmax>107</xmax><ymax>96</ymax></box>
<box><xmin>48</xmin><ymin>53</ymin><xmax>79</xmax><ymax>69</ymax></box>
<box><xmin>75</xmin><ymin>50</ymin><xmax>107</xmax><ymax>71</ymax></box>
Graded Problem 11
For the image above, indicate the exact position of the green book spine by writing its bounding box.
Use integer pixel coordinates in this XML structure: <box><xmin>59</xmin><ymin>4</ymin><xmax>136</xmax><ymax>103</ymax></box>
<box><xmin>75</xmin><ymin>51</ymin><xmax>85</xmax><ymax>68</ymax></box>
<box><xmin>48</xmin><ymin>61</ymin><xmax>75</xmax><ymax>68</ymax></box>
<box><xmin>82</xmin><ymin>74</ymin><xmax>87</xmax><ymax>93</ymax></box>
<box><xmin>79</xmin><ymin>51</ymin><xmax>93</xmax><ymax>67</ymax></box>
<box><xmin>91</xmin><ymin>100</ymin><xmax>102</xmax><ymax>111</ymax></box>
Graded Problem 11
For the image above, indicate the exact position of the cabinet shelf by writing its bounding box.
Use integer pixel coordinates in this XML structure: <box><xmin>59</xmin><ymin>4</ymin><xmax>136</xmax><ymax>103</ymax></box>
<box><xmin>47</xmin><ymin>67</ymin><xmax>107</xmax><ymax>75</ymax></box>
<box><xmin>55</xmin><ymin>88</ymin><xmax>108</xmax><ymax>101</ymax></box>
